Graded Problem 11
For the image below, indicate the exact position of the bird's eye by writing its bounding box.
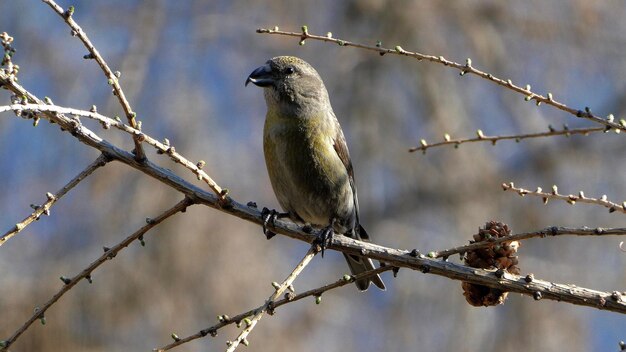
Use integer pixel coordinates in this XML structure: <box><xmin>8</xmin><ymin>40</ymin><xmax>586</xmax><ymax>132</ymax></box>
<box><xmin>284</xmin><ymin>67</ymin><xmax>295</xmax><ymax>75</ymax></box>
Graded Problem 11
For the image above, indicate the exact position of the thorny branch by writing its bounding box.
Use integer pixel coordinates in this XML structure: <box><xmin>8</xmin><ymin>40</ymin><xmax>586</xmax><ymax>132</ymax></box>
<box><xmin>225</xmin><ymin>245</ymin><xmax>318</xmax><ymax>352</ymax></box>
<box><xmin>502</xmin><ymin>182</ymin><xmax>626</xmax><ymax>215</ymax></box>
<box><xmin>0</xmin><ymin>153</ymin><xmax>109</xmax><ymax>246</ymax></box>
<box><xmin>409</xmin><ymin>125</ymin><xmax>607</xmax><ymax>153</ymax></box>
<box><xmin>432</xmin><ymin>226</ymin><xmax>626</xmax><ymax>259</ymax></box>
<box><xmin>0</xmin><ymin>198</ymin><xmax>193</xmax><ymax>351</ymax></box>
<box><xmin>160</xmin><ymin>231</ymin><xmax>626</xmax><ymax>351</ymax></box>
<box><xmin>256</xmin><ymin>27</ymin><xmax>626</xmax><ymax>133</ymax></box>
<box><xmin>0</xmin><ymin>103</ymin><xmax>227</xmax><ymax>200</ymax></box>
<box><xmin>42</xmin><ymin>0</ymin><xmax>147</xmax><ymax>161</ymax></box>
<box><xmin>155</xmin><ymin>266</ymin><xmax>393</xmax><ymax>351</ymax></box>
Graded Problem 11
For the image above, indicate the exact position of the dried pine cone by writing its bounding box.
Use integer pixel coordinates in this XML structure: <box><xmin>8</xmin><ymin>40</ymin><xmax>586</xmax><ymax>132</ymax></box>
<box><xmin>462</xmin><ymin>221</ymin><xmax>520</xmax><ymax>307</ymax></box>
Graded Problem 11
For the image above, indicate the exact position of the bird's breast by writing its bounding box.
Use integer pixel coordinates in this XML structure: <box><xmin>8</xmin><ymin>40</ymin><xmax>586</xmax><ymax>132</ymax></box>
<box><xmin>263</xmin><ymin>112</ymin><xmax>353</xmax><ymax>227</ymax></box>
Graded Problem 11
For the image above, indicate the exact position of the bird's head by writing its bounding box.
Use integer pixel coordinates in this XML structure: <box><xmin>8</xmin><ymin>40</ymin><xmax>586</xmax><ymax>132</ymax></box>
<box><xmin>246</xmin><ymin>56</ymin><xmax>330</xmax><ymax>114</ymax></box>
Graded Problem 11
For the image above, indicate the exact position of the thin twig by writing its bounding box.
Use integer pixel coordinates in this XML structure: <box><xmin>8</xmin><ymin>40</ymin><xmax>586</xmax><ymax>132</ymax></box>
<box><xmin>0</xmin><ymin>198</ymin><xmax>193</xmax><ymax>351</ymax></box>
<box><xmin>225</xmin><ymin>245</ymin><xmax>319</xmax><ymax>352</ymax></box>
<box><xmin>256</xmin><ymin>27</ymin><xmax>626</xmax><ymax>132</ymax></box>
<box><xmin>432</xmin><ymin>226</ymin><xmax>626</xmax><ymax>259</ymax></box>
<box><xmin>502</xmin><ymin>182</ymin><xmax>626</xmax><ymax>214</ymax></box>
<box><xmin>41</xmin><ymin>0</ymin><xmax>147</xmax><ymax>161</ymax></box>
<box><xmin>155</xmin><ymin>266</ymin><xmax>392</xmax><ymax>351</ymax></box>
<box><xmin>0</xmin><ymin>153</ymin><xmax>109</xmax><ymax>246</ymax></box>
<box><xmin>409</xmin><ymin>126</ymin><xmax>607</xmax><ymax>153</ymax></box>
<box><xmin>0</xmin><ymin>32</ymin><xmax>17</xmax><ymax>77</ymax></box>
<box><xmin>0</xmin><ymin>103</ymin><xmax>227</xmax><ymax>200</ymax></box>
<box><xmin>270</xmin><ymin>266</ymin><xmax>392</xmax><ymax>308</ymax></box>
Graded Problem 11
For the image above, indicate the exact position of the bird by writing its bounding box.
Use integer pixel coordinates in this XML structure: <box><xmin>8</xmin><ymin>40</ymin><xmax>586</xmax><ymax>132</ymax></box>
<box><xmin>246</xmin><ymin>56</ymin><xmax>385</xmax><ymax>291</ymax></box>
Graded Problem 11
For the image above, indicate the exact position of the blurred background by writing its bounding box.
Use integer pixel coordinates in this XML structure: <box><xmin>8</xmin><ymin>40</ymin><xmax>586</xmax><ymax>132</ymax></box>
<box><xmin>1</xmin><ymin>1</ymin><xmax>625</xmax><ymax>351</ymax></box>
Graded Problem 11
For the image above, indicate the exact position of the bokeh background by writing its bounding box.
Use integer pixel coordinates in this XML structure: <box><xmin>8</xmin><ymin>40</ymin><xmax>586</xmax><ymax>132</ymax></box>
<box><xmin>1</xmin><ymin>1</ymin><xmax>625</xmax><ymax>351</ymax></box>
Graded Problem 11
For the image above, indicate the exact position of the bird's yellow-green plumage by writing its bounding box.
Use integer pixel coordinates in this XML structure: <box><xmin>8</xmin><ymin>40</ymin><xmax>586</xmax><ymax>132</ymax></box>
<box><xmin>247</xmin><ymin>56</ymin><xmax>385</xmax><ymax>291</ymax></box>
<box><xmin>264</xmin><ymin>109</ymin><xmax>351</xmax><ymax>225</ymax></box>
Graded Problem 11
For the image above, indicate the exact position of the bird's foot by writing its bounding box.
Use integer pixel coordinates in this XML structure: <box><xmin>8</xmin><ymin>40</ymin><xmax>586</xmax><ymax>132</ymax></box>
<box><xmin>261</xmin><ymin>207</ymin><xmax>288</xmax><ymax>240</ymax></box>
<box><xmin>315</xmin><ymin>219</ymin><xmax>336</xmax><ymax>258</ymax></box>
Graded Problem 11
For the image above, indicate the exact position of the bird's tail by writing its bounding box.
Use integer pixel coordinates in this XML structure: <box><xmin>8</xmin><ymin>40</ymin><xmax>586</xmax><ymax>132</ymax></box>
<box><xmin>343</xmin><ymin>253</ymin><xmax>386</xmax><ymax>291</ymax></box>
<box><xmin>343</xmin><ymin>223</ymin><xmax>386</xmax><ymax>291</ymax></box>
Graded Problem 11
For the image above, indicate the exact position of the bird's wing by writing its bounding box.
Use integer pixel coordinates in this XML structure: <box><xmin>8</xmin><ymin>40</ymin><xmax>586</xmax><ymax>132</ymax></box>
<box><xmin>331</xmin><ymin>115</ymin><xmax>370</xmax><ymax>241</ymax></box>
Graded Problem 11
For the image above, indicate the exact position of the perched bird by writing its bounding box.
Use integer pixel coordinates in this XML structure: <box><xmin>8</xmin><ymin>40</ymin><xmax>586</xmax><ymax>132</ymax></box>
<box><xmin>246</xmin><ymin>56</ymin><xmax>385</xmax><ymax>291</ymax></box>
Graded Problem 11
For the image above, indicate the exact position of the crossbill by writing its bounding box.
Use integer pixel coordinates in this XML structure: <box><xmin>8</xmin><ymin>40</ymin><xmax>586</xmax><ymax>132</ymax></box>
<box><xmin>246</xmin><ymin>56</ymin><xmax>385</xmax><ymax>291</ymax></box>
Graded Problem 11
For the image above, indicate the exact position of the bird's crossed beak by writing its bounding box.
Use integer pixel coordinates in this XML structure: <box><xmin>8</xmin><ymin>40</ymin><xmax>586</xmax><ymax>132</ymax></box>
<box><xmin>245</xmin><ymin>63</ymin><xmax>274</xmax><ymax>87</ymax></box>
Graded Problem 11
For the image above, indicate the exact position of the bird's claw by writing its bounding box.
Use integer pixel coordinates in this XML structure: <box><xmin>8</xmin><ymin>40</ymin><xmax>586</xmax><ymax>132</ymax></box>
<box><xmin>261</xmin><ymin>207</ymin><xmax>278</xmax><ymax>239</ymax></box>
<box><xmin>316</xmin><ymin>223</ymin><xmax>335</xmax><ymax>258</ymax></box>
<box><xmin>261</xmin><ymin>208</ymin><xmax>289</xmax><ymax>240</ymax></box>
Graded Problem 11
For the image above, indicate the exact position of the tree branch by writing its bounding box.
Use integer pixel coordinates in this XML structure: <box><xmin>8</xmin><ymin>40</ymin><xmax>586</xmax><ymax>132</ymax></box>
<box><xmin>0</xmin><ymin>198</ymin><xmax>193</xmax><ymax>351</ymax></box>
<box><xmin>0</xmin><ymin>153</ymin><xmax>109</xmax><ymax>246</ymax></box>
<box><xmin>225</xmin><ymin>245</ymin><xmax>318</xmax><ymax>352</ymax></box>
<box><xmin>0</xmin><ymin>103</ymin><xmax>228</xmax><ymax>201</ymax></box>
<box><xmin>41</xmin><ymin>0</ymin><xmax>147</xmax><ymax>161</ymax></box>
<box><xmin>502</xmin><ymin>182</ymin><xmax>626</xmax><ymax>214</ymax></box>
<box><xmin>256</xmin><ymin>27</ymin><xmax>626</xmax><ymax>132</ymax></box>
<box><xmin>409</xmin><ymin>125</ymin><xmax>607</xmax><ymax>154</ymax></box>
<box><xmin>155</xmin><ymin>266</ymin><xmax>393</xmax><ymax>351</ymax></box>
<box><xmin>432</xmin><ymin>226</ymin><xmax>626</xmax><ymax>259</ymax></box>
